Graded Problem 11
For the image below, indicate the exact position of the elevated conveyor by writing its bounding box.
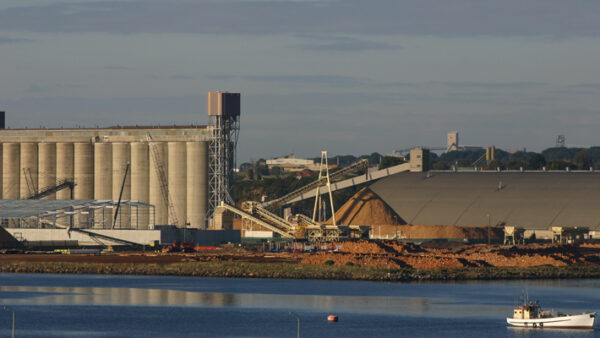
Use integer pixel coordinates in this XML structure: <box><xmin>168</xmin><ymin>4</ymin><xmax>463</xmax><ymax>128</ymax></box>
<box><xmin>261</xmin><ymin>159</ymin><xmax>370</xmax><ymax>209</ymax></box>
<box><xmin>215</xmin><ymin>202</ymin><xmax>294</xmax><ymax>238</ymax></box>
<box><xmin>241</xmin><ymin>201</ymin><xmax>295</xmax><ymax>231</ymax></box>
<box><xmin>285</xmin><ymin>162</ymin><xmax>411</xmax><ymax>204</ymax></box>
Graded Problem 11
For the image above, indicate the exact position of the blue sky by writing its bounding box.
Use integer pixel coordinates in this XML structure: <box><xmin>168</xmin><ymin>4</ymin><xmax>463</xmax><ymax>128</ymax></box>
<box><xmin>1</xmin><ymin>0</ymin><xmax>600</xmax><ymax>163</ymax></box>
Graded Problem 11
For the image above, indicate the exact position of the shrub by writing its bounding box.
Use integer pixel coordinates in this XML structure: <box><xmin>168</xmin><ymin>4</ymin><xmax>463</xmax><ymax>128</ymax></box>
<box><xmin>324</xmin><ymin>260</ymin><xmax>334</xmax><ymax>266</ymax></box>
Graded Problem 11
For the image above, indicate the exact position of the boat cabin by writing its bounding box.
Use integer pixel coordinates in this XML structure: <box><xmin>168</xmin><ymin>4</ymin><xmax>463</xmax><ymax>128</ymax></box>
<box><xmin>514</xmin><ymin>305</ymin><xmax>538</xmax><ymax>319</ymax></box>
<box><xmin>514</xmin><ymin>303</ymin><xmax>552</xmax><ymax>319</ymax></box>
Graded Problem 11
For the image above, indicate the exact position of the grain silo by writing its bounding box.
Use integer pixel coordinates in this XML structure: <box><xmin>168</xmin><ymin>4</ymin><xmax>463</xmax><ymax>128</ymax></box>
<box><xmin>0</xmin><ymin>91</ymin><xmax>240</xmax><ymax>245</ymax></box>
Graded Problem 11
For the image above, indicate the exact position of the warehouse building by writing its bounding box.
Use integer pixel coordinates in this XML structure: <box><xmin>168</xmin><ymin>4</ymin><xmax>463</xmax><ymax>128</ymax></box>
<box><xmin>370</xmin><ymin>171</ymin><xmax>600</xmax><ymax>230</ymax></box>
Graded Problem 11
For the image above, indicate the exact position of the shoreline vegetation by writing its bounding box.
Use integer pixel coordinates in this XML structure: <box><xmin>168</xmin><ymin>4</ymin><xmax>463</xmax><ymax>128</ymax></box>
<box><xmin>2</xmin><ymin>261</ymin><xmax>600</xmax><ymax>281</ymax></box>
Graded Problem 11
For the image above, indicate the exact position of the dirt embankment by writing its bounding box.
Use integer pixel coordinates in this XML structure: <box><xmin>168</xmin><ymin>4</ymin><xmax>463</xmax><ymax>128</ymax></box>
<box><xmin>2</xmin><ymin>242</ymin><xmax>600</xmax><ymax>281</ymax></box>
<box><xmin>300</xmin><ymin>241</ymin><xmax>600</xmax><ymax>270</ymax></box>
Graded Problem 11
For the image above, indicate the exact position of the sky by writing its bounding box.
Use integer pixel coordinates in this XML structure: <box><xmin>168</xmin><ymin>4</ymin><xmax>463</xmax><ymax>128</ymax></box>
<box><xmin>1</xmin><ymin>0</ymin><xmax>600</xmax><ymax>163</ymax></box>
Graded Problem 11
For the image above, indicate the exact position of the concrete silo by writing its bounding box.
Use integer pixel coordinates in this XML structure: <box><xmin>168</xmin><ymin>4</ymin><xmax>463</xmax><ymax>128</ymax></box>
<box><xmin>73</xmin><ymin>142</ymin><xmax>94</xmax><ymax>199</ymax></box>
<box><xmin>56</xmin><ymin>142</ymin><xmax>74</xmax><ymax>200</ymax></box>
<box><xmin>3</xmin><ymin>143</ymin><xmax>20</xmax><ymax>199</ymax></box>
<box><xmin>112</xmin><ymin>143</ymin><xmax>131</xmax><ymax>228</ymax></box>
<box><xmin>149</xmin><ymin>142</ymin><xmax>168</xmax><ymax>225</ymax></box>
<box><xmin>168</xmin><ymin>142</ymin><xmax>186</xmax><ymax>227</ymax></box>
<box><xmin>20</xmin><ymin>143</ymin><xmax>38</xmax><ymax>199</ymax></box>
<box><xmin>186</xmin><ymin>141</ymin><xmax>208</xmax><ymax>229</ymax></box>
<box><xmin>38</xmin><ymin>143</ymin><xmax>57</xmax><ymax>199</ymax></box>
<box><xmin>131</xmin><ymin>142</ymin><xmax>150</xmax><ymax>229</ymax></box>
<box><xmin>94</xmin><ymin>142</ymin><xmax>112</xmax><ymax>228</ymax></box>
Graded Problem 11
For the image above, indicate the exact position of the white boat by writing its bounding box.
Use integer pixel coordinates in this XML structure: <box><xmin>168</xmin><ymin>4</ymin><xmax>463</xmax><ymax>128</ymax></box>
<box><xmin>506</xmin><ymin>299</ymin><xmax>596</xmax><ymax>329</ymax></box>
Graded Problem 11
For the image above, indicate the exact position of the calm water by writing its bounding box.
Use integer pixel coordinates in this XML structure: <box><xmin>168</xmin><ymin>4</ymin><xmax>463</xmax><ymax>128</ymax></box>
<box><xmin>0</xmin><ymin>273</ymin><xmax>599</xmax><ymax>337</ymax></box>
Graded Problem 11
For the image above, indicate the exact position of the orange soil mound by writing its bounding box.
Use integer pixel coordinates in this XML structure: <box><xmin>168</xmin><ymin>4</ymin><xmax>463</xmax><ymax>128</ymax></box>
<box><xmin>299</xmin><ymin>241</ymin><xmax>600</xmax><ymax>269</ymax></box>
<box><xmin>371</xmin><ymin>224</ymin><xmax>504</xmax><ymax>240</ymax></box>
<box><xmin>340</xmin><ymin>240</ymin><xmax>388</xmax><ymax>254</ymax></box>
<box><xmin>328</xmin><ymin>187</ymin><xmax>404</xmax><ymax>225</ymax></box>
<box><xmin>398</xmin><ymin>224</ymin><xmax>504</xmax><ymax>240</ymax></box>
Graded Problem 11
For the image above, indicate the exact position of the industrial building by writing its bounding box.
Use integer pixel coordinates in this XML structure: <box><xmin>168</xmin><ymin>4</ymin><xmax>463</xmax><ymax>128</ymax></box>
<box><xmin>0</xmin><ymin>92</ymin><xmax>241</xmax><ymax>246</ymax></box>
<box><xmin>369</xmin><ymin>171</ymin><xmax>600</xmax><ymax>231</ymax></box>
<box><xmin>0</xmin><ymin>125</ymin><xmax>211</xmax><ymax>229</ymax></box>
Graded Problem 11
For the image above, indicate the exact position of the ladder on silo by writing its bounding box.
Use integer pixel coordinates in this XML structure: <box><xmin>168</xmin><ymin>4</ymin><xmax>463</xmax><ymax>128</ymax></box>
<box><xmin>147</xmin><ymin>134</ymin><xmax>180</xmax><ymax>227</ymax></box>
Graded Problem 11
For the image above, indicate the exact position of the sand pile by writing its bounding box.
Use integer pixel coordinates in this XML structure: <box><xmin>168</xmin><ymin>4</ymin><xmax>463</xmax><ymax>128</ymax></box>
<box><xmin>328</xmin><ymin>187</ymin><xmax>404</xmax><ymax>225</ymax></box>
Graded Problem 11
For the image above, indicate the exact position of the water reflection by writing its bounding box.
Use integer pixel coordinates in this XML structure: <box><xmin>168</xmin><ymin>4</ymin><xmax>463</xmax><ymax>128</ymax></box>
<box><xmin>0</xmin><ymin>285</ymin><xmax>507</xmax><ymax>317</ymax></box>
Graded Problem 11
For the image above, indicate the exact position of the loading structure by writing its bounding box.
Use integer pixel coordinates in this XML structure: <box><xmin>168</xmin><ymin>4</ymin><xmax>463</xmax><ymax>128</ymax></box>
<box><xmin>217</xmin><ymin>156</ymin><xmax>385</xmax><ymax>242</ymax></box>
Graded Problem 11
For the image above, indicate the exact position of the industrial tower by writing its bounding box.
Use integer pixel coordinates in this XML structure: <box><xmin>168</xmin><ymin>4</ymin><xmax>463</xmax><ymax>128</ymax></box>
<box><xmin>207</xmin><ymin>91</ymin><xmax>240</xmax><ymax>226</ymax></box>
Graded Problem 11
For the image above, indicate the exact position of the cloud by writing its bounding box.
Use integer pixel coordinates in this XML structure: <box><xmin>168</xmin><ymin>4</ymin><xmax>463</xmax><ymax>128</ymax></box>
<box><xmin>244</xmin><ymin>74</ymin><xmax>364</xmax><ymax>87</ymax></box>
<box><xmin>25</xmin><ymin>83</ymin><xmax>88</xmax><ymax>93</ymax></box>
<box><xmin>169</xmin><ymin>74</ymin><xmax>195</xmax><ymax>80</ymax></box>
<box><xmin>99</xmin><ymin>65</ymin><xmax>132</xmax><ymax>70</ymax></box>
<box><xmin>294</xmin><ymin>35</ymin><xmax>401</xmax><ymax>52</ymax></box>
<box><xmin>0</xmin><ymin>36</ymin><xmax>31</xmax><ymax>44</ymax></box>
<box><xmin>1</xmin><ymin>1</ymin><xmax>600</xmax><ymax>37</ymax></box>
<box><xmin>570</xmin><ymin>83</ymin><xmax>600</xmax><ymax>89</ymax></box>
<box><xmin>428</xmin><ymin>81</ymin><xmax>548</xmax><ymax>89</ymax></box>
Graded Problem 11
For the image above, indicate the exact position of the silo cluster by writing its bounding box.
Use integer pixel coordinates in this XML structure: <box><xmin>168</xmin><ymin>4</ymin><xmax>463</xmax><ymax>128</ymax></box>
<box><xmin>0</xmin><ymin>136</ymin><xmax>209</xmax><ymax>229</ymax></box>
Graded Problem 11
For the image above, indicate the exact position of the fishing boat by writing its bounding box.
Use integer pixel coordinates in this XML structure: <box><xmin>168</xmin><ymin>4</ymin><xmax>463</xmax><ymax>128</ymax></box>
<box><xmin>506</xmin><ymin>297</ymin><xmax>596</xmax><ymax>329</ymax></box>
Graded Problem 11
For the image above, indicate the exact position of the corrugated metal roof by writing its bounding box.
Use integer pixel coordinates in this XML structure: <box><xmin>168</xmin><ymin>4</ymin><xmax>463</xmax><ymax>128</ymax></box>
<box><xmin>369</xmin><ymin>171</ymin><xmax>600</xmax><ymax>230</ymax></box>
<box><xmin>0</xmin><ymin>200</ymin><xmax>94</xmax><ymax>218</ymax></box>
<box><xmin>0</xmin><ymin>200</ymin><xmax>153</xmax><ymax>218</ymax></box>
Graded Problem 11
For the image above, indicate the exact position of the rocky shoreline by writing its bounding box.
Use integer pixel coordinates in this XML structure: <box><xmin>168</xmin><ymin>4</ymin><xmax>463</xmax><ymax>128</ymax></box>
<box><xmin>2</xmin><ymin>261</ymin><xmax>600</xmax><ymax>282</ymax></box>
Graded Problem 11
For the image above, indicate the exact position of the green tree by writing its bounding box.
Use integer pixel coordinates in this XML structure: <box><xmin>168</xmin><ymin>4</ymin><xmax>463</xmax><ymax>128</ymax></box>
<box><xmin>573</xmin><ymin>150</ymin><xmax>592</xmax><ymax>170</ymax></box>
<box><xmin>485</xmin><ymin>160</ymin><xmax>502</xmax><ymax>170</ymax></box>
<box><xmin>548</xmin><ymin>160</ymin><xmax>575</xmax><ymax>170</ymax></box>
<box><xmin>527</xmin><ymin>154</ymin><xmax>546</xmax><ymax>170</ymax></box>
<box><xmin>270</xmin><ymin>166</ymin><xmax>283</xmax><ymax>176</ymax></box>
<box><xmin>505</xmin><ymin>159</ymin><xmax>526</xmax><ymax>170</ymax></box>
<box><xmin>378</xmin><ymin>156</ymin><xmax>405</xmax><ymax>170</ymax></box>
<box><xmin>431</xmin><ymin>161</ymin><xmax>449</xmax><ymax>170</ymax></box>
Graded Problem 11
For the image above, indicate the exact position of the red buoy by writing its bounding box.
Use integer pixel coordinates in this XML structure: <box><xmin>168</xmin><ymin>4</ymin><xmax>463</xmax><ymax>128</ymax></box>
<box><xmin>327</xmin><ymin>315</ymin><xmax>338</xmax><ymax>322</ymax></box>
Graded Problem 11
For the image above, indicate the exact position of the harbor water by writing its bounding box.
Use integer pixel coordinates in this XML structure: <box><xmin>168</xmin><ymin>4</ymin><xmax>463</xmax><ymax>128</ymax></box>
<box><xmin>0</xmin><ymin>273</ymin><xmax>599</xmax><ymax>337</ymax></box>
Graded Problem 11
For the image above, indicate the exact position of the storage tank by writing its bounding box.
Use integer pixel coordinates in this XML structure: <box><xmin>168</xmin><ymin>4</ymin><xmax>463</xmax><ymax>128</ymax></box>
<box><xmin>56</xmin><ymin>143</ymin><xmax>74</xmax><ymax>199</ymax></box>
<box><xmin>149</xmin><ymin>142</ymin><xmax>168</xmax><ymax>225</ymax></box>
<box><xmin>168</xmin><ymin>142</ymin><xmax>186</xmax><ymax>228</ymax></box>
<box><xmin>94</xmin><ymin>142</ymin><xmax>112</xmax><ymax>228</ymax></box>
<box><xmin>186</xmin><ymin>141</ymin><xmax>208</xmax><ymax>229</ymax></box>
<box><xmin>20</xmin><ymin>143</ymin><xmax>38</xmax><ymax>199</ymax></box>
<box><xmin>112</xmin><ymin>143</ymin><xmax>131</xmax><ymax>228</ymax></box>
<box><xmin>74</xmin><ymin>142</ymin><xmax>94</xmax><ymax>199</ymax></box>
<box><xmin>2</xmin><ymin>143</ymin><xmax>19</xmax><ymax>199</ymax></box>
<box><xmin>131</xmin><ymin>142</ymin><xmax>150</xmax><ymax>229</ymax></box>
<box><xmin>38</xmin><ymin>143</ymin><xmax>57</xmax><ymax>200</ymax></box>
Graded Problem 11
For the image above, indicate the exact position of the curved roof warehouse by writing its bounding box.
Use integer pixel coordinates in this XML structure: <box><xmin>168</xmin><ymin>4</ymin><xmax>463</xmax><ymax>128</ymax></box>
<box><xmin>369</xmin><ymin>171</ymin><xmax>600</xmax><ymax>230</ymax></box>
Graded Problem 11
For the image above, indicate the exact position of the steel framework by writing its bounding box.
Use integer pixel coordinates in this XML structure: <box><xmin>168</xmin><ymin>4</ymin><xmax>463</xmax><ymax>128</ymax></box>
<box><xmin>207</xmin><ymin>95</ymin><xmax>240</xmax><ymax>226</ymax></box>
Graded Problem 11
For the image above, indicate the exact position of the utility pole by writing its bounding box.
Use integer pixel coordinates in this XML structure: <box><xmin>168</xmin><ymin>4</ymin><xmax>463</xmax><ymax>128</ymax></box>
<box><xmin>4</xmin><ymin>306</ymin><xmax>15</xmax><ymax>338</ymax></box>
<box><xmin>289</xmin><ymin>312</ymin><xmax>300</xmax><ymax>338</ymax></box>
